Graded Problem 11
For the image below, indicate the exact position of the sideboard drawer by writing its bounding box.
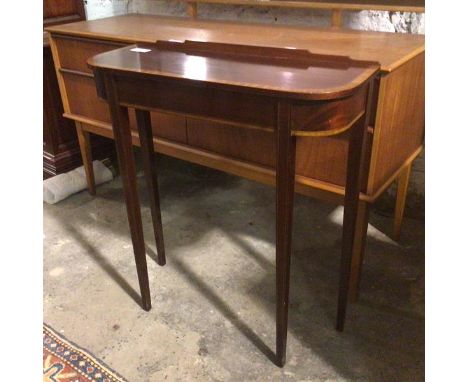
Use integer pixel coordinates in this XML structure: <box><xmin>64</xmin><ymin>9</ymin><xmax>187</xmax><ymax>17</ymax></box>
<box><xmin>63</xmin><ymin>71</ymin><xmax>111</xmax><ymax>122</ymax></box>
<box><xmin>53</xmin><ymin>35</ymin><xmax>125</xmax><ymax>74</ymax></box>
<box><xmin>187</xmin><ymin>118</ymin><xmax>276</xmax><ymax>168</ymax></box>
<box><xmin>62</xmin><ymin>71</ymin><xmax>187</xmax><ymax>144</ymax></box>
<box><xmin>186</xmin><ymin>117</ymin><xmax>352</xmax><ymax>187</ymax></box>
<box><xmin>128</xmin><ymin>110</ymin><xmax>187</xmax><ymax>144</ymax></box>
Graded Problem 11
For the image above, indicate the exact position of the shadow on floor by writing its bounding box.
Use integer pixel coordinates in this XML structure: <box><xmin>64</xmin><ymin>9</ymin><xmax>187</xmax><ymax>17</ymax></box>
<box><xmin>50</xmin><ymin>154</ymin><xmax>424</xmax><ymax>381</ymax></box>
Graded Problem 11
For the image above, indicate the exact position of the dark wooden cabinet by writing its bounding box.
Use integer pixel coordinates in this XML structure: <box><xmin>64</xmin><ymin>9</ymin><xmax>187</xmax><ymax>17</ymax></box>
<box><xmin>44</xmin><ymin>0</ymin><xmax>86</xmax><ymax>27</ymax></box>
<box><xmin>43</xmin><ymin>44</ymin><xmax>80</xmax><ymax>177</ymax></box>
<box><xmin>43</xmin><ymin>0</ymin><xmax>114</xmax><ymax>178</ymax></box>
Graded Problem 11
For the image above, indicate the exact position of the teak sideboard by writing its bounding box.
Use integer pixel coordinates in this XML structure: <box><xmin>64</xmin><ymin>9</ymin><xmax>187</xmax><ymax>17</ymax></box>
<box><xmin>46</xmin><ymin>14</ymin><xmax>425</xmax><ymax>302</ymax></box>
<box><xmin>43</xmin><ymin>0</ymin><xmax>115</xmax><ymax>178</ymax></box>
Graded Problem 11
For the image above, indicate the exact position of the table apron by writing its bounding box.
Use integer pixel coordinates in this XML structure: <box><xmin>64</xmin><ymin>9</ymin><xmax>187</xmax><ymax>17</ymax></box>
<box><xmin>104</xmin><ymin>73</ymin><xmax>368</xmax><ymax>136</ymax></box>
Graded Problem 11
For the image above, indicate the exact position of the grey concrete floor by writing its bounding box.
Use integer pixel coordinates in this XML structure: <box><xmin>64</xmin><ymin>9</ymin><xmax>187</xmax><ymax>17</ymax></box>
<box><xmin>44</xmin><ymin>154</ymin><xmax>424</xmax><ymax>382</ymax></box>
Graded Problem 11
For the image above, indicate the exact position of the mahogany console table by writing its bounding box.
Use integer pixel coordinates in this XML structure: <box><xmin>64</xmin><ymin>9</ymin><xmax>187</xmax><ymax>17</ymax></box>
<box><xmin>46</xmin><ymin>14</ymin><xmax>425</xmax><ymax>304</ymax></box>
<box><xmin>88</xmin><ymin>40</ymin><xmax>379</xmax><ymax>365</ymax></box>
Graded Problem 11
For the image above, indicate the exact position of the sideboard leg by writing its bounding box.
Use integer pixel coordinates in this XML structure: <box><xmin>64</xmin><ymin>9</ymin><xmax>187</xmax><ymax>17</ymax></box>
<box><xmin>136</xmin><ymin>109</ymin><xmax>166</xmax><ymax>266</ymax></box>
<box><xmin>105</xmin><ymin>76</ymin><xmax>151</xmax><ymax>311</ymax></box>
<box><xmin>349</xmin><ymin>200</ymin><xmax>370</xmax><ymax>303</ymax></box>
<box><xmin>76</xmin><ymin>122</ymin><xmax>96</xmax><ymax>195</ymax></box>
<box><xmin>275</xmin><ymin>103</ymin><xmax>296</xmax><ymax>367</ymax></box>
<box><xmin>336</xmin><ymin>116</ymin><xmax>367</xmax><ymax>332</ymax></box>
<box><xmin>393</xmin><ymin>162</ymin><xmax>412</xmax><ymax>241</ymax></box>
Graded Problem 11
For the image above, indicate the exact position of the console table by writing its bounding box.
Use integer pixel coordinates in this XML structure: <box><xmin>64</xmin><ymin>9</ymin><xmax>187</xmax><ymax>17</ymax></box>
<box><xmin>46</xmin><ymin>14</ymin><xmax>425</xmax><ymax>304</ymax></box>
<box><xmin>88</xmin><ymin>40</ymin><xmax>379</xmax><ymax>365</ymax></box>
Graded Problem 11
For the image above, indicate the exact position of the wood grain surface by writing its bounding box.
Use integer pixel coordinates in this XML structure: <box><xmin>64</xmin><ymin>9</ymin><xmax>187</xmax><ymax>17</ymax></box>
<box><xmin>88</xmin><ymin>41</ymin><xmax>379</xmax><ymax>101</ymax></box>
<box><xmin>46</xmin><ymin>14</ymin><xmax>424</xmax><ymax>73</ymax></box>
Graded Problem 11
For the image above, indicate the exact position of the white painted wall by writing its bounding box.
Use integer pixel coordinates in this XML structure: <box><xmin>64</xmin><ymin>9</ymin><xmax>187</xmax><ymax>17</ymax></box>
<box><xmin>84</xmin><ymin>0</ymin><xmax>133</xmax><ymax>20</ymax></box>
<box><xmin>85</xmin><ymin>0</ymin><xmax>425</xmax><ymax>33</ymax></box>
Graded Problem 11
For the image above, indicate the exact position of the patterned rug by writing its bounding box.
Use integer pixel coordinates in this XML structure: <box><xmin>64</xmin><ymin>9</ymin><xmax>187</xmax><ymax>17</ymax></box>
<box><xmin>43</xmin><ymin>324</ymin><xmax>127</xmax><ymax>382</ymax></box>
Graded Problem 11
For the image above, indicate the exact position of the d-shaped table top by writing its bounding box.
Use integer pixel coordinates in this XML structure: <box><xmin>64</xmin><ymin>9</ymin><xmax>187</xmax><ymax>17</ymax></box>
<box><xmin>88</xmin><ymin>40</ymin><xmax>380</xmax><ymax>101</ymax></box>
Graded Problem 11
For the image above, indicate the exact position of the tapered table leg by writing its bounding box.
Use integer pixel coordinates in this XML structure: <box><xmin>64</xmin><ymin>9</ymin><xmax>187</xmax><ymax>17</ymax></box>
<box><xmin>76</xmin><ymin>122</ymin><xmax>96</xmax><ymax>195</ymax></box>
<box><xmin>349</xmin><ymin>200</ymin><xmax>370</xmax><ymax>303</ymax></box>
<box><xmin>135</xmin><ymin>109</ymin><xmax>166</xmax><ymax>266</ymax></box>
<box><xmin>336</xmin><ymin>116</ymin><xmax>368</xmax><ymax>331</ymax></box>
<box><xmin>275</xmin><ymin>102</ymin><xmax>296</xmax><ymax>367</ymax></box>
<box><xmin>393</xmin><ymin>163</ymin><xmax>412</xmax><ymax>241</ymax></box>
<box><xmin>105</xmin><ymin>75</ymin><xmax>151</xmax><ymax>311</ymax></box>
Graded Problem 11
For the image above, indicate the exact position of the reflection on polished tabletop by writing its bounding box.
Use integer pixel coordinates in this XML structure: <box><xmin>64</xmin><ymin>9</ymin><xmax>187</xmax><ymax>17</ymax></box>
<box><xmin>88</xmin><ymin>40</ymin><xmax>379</xmax><ymax>100</ymax></box>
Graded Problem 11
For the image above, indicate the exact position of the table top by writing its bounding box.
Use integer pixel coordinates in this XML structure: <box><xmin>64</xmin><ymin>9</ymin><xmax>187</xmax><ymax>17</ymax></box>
<box><xmin>46</xmin><ymin>14</ymin><xmax>424</xmax><ymax>73</ymax></box>
<box><xmin>88</xmin><ymin>40</ymin><xmax>379</xmax><ymax>101</ymax></box>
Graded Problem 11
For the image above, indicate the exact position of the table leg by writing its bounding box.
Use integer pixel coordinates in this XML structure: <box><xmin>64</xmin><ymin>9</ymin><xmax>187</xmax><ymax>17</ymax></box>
<box><xmin>76</xmin><ymin>122</ymin><xmax>96</xmax><ymax>195</ymax></box>
<box><xmin>336</xmin><ymin>116</ymin><xmax>368</xmax><ymax>331</ymax></box>
<box><xmin>135</xmin><ymin>109</ymin><xmax>166</xmax><ymax>266</ymax></box>
<box><xmin>105</xmin><ymin>76</ymin><xmax>151</xmax><ymax>311</ymax></box>
<box><xmin>276</xmin><ymin>102</ymin><xmax>296</xmax><ymax>367</ymax></box>
<box><xmin>349</xmin><ymin>200</ymin><xmax>370</xmax><ymax>303</ymax></box>
<box><xmin>393</xmin><ymin>163</ymin><xmax>412</xmax><ymax>241</ymax></box>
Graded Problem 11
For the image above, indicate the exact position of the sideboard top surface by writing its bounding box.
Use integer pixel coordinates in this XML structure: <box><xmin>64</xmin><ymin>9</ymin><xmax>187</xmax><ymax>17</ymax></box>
<box><xmin>46</xmin><ymin>14</ymin><xmax>424</xmax><ymax>73</ymax></box>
